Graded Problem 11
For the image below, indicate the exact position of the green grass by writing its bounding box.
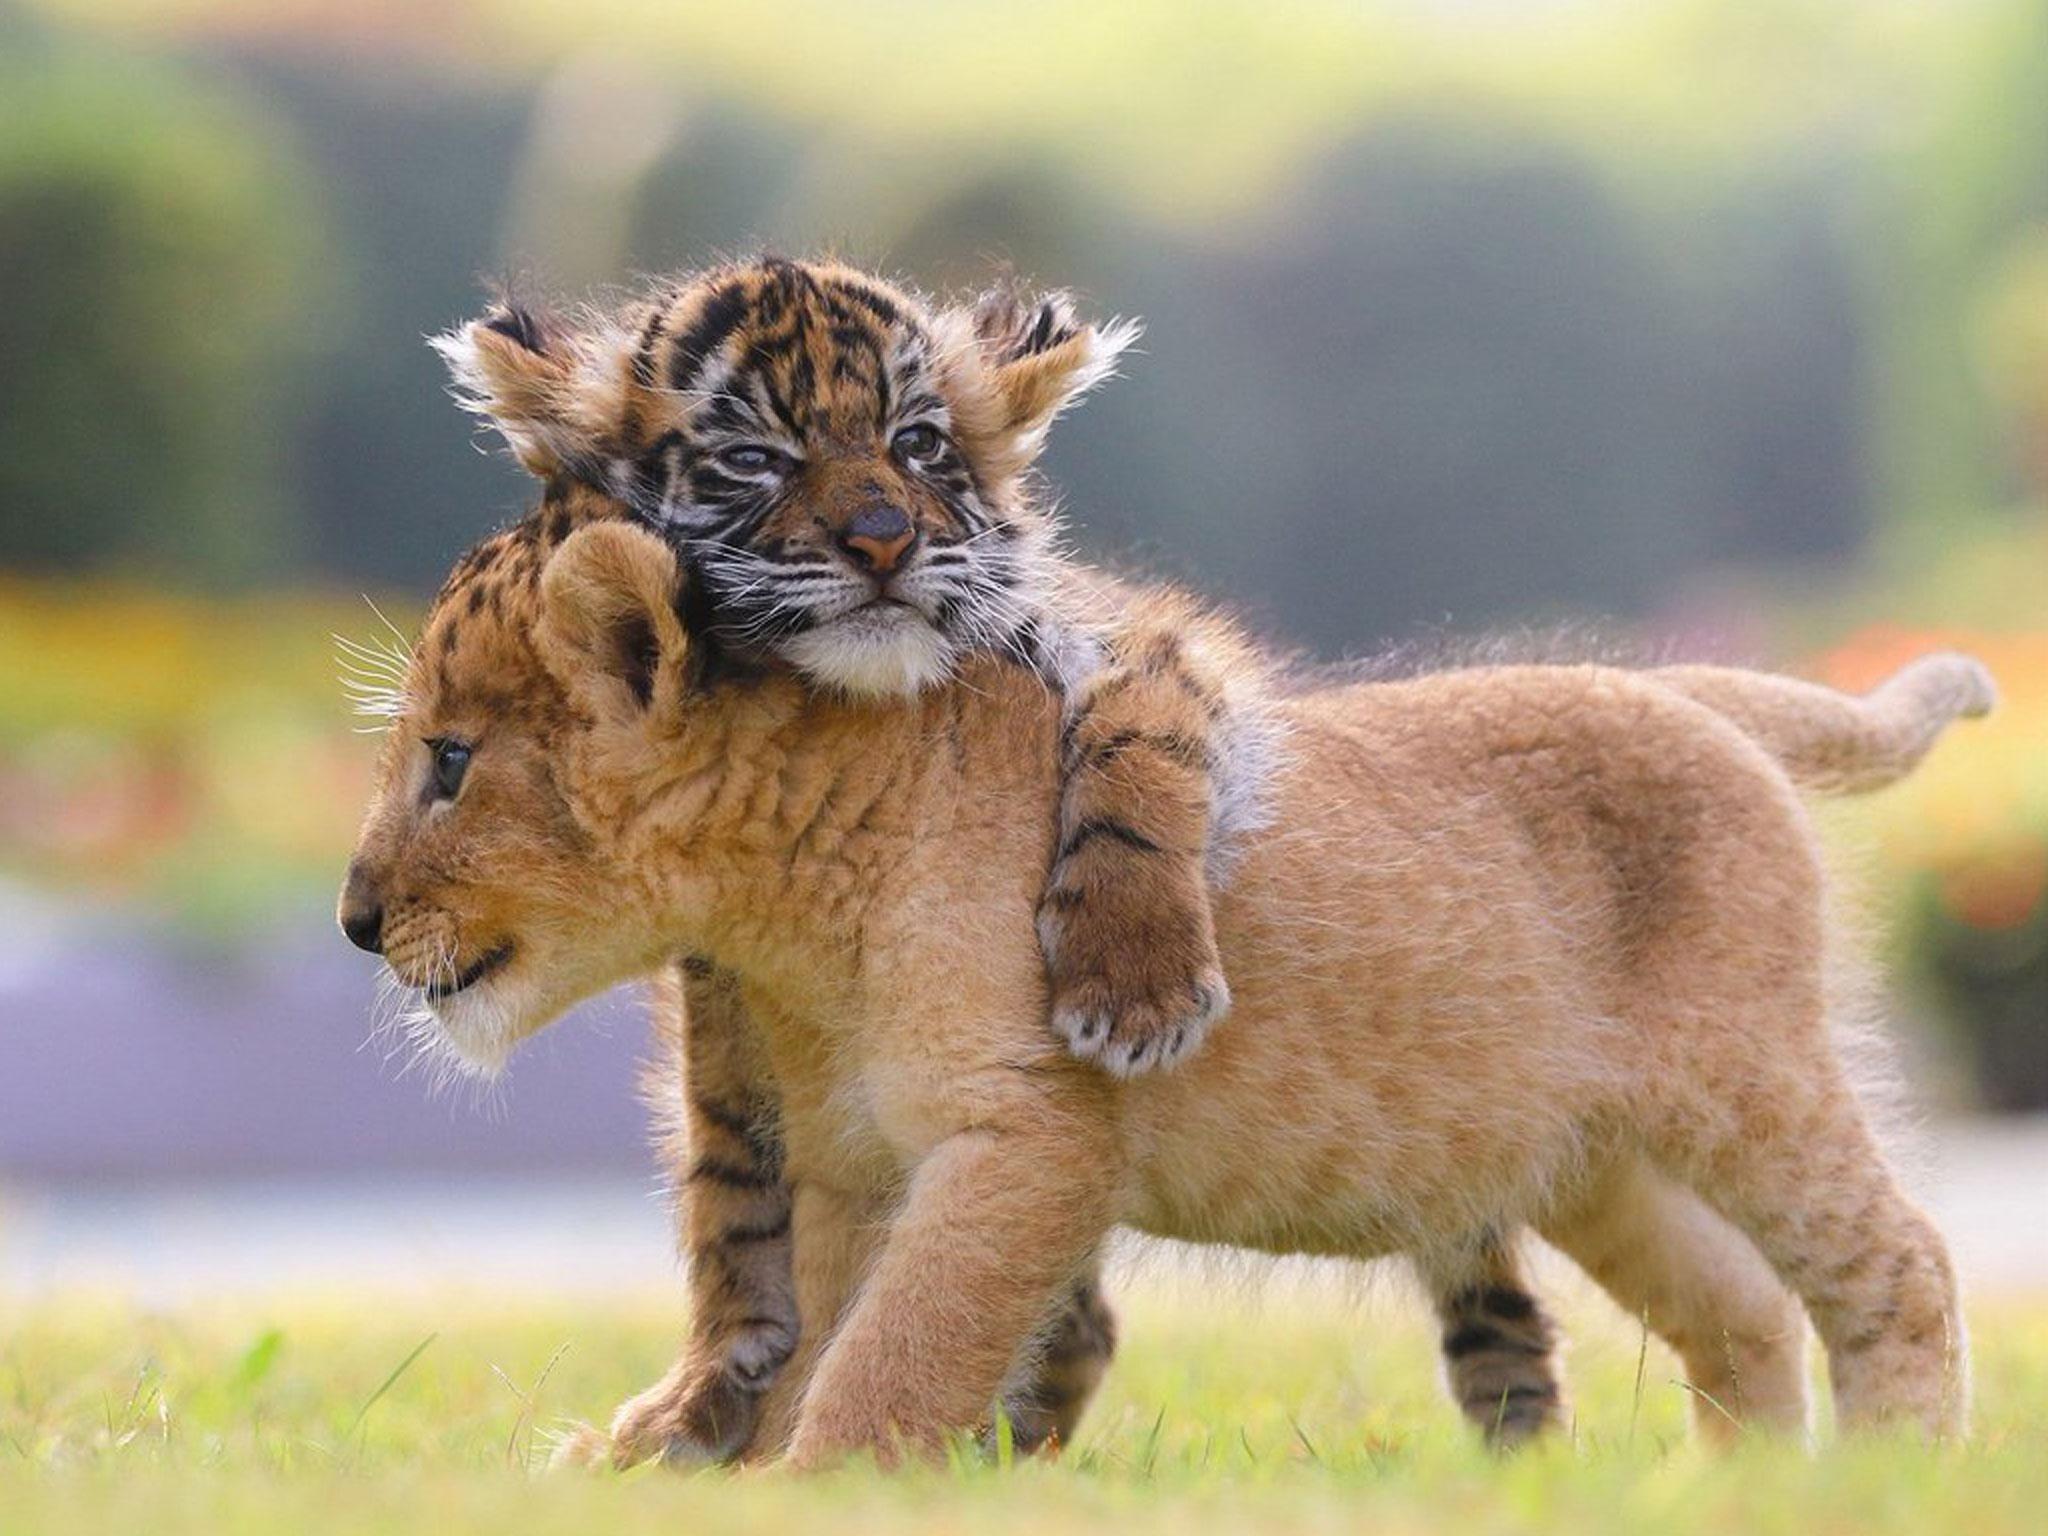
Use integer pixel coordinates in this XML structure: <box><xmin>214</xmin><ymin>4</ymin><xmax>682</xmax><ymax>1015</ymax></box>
<box><xmin>4</xmin><ymin>1281</ymin><xmax>2046</xmax><ymax>1534</ymax></box>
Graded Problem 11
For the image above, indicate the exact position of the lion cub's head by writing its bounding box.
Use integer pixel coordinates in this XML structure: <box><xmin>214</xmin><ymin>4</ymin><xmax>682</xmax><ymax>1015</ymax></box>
<box><xmin>338</xmin><ymin>492</ymin><xmax>720</xmax><ymax>1078</ymax></box>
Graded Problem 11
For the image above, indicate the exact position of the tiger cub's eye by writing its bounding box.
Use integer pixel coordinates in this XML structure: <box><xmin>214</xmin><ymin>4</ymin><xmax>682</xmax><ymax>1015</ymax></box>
<box><xmin>427</xmin><ymin>738</ymin><xmax>472</xmax><ymax>800</ymax></box>
<box><xmin>891</xmin><ymin>423</ymin><xmax>944</xmax><ymax>463</ymax></box>
<box><xmin>715</xmin><ymin>444</ymin><xmax>784</xmax><ymax>476</ymax></box>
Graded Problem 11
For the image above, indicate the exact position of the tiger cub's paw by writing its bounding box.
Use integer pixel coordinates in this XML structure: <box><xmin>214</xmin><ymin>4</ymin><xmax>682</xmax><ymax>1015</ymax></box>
<box><xmin>1038</xmin><ymin>857</ymin><xmax>1231</xmax><ymax>1078</ymax></box>
<box><xmin>544</xmin><ymin>1420</ymin><xmax>614</xmax><ymax>1471</ymax></box>
<box><xmin>599</xmin><ymin>1331</ymin><xmax>789</xmax><ymax>1469</ymax></box>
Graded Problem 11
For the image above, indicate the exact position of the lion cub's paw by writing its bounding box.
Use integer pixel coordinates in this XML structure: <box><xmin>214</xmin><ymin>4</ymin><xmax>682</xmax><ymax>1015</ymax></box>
<box><xmin>1040</xmin><ymin>878</ymin><xmax>1231</xmax><ymax>1076</ymax></box>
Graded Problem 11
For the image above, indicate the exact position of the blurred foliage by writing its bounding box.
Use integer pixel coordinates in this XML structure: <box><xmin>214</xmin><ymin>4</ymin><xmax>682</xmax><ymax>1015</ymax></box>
<box><xmin>1868</xmin><ymin>0</ymin><xmax>2048</xmax><ymax>537</ymax></box>
<box><xmin>0</xmin><ymin>17</ymin><xmax>324</xmax><ymax>582</ymax></box>
<box><xmin>2</xmin><ymin>0</ymin><xmax>2046</xmax><ymax>1094</ymax></box>
<box><xmin>1809</xmin><ymin>608</ymin><xmax>2048</xmax><ymax>1108</ymax></box>
<box><xmin>0</xmin><ymin>579</ymin><xmax>401</xmax><ymax>931</ymax></box>
<box><xmin>4</xmin><ymin>0</ymin><xmax>2025</xmax><ymax>608</ymax></box>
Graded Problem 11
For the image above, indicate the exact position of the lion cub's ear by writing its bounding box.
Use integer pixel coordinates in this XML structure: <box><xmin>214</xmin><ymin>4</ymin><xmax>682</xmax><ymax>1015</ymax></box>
<box><xmin>537</xmin><ymin>522</ymin><xmax>691</xmax><ymax>724</ymax></box>
<box><xmin>432</xmin><ymin>302</ymin><xmax>629</xmax><ymax>479</ymax></box>
<box><xmin>937</xmin><ymin>288</ymin><xmax>1141</xmax><ymax>482</ymax></box>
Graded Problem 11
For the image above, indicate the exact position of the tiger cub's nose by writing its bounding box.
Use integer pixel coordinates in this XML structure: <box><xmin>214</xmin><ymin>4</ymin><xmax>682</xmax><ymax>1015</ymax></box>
<box><xmin>838</xmin><ymin>504</ymin><xmax>917</xmax><ymax>575</ymax></box>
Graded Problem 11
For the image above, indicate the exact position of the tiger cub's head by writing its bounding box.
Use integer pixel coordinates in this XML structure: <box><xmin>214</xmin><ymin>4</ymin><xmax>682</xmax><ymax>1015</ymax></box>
<box><xmin>434</xmin><ymin>258</ymin><xmax>1137</xmax><ymax>695</ymax></box>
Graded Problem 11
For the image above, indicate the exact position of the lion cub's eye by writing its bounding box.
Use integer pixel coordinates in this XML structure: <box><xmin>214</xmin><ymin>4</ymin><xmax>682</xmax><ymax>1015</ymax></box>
<box><xmin>426</xmin><ymin>738</ymin><xmax>472</xmax><ymax>800</ymax></box>
<box><xmin>714</xmin><ymin>444</ymin><xmax>786</xmax><ymax>477</ymax></box>
<box><xmin>891</xmin><ymin>423</ymin><xmax>944</xmax><ymax>463</ymax></box>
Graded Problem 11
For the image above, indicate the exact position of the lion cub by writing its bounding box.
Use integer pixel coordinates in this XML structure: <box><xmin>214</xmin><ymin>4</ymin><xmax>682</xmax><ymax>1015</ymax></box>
<box><xmin>341</xmin><ymin>493</ymin><xmax>1986</xmax><ymax>1466</ymax></box>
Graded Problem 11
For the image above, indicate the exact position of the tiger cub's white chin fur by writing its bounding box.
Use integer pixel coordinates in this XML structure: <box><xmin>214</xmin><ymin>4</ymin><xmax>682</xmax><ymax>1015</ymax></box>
<box><xmin>782</xmin><ymin>607</ymin><xmax>960</xmax><ymax>697</ymax></box>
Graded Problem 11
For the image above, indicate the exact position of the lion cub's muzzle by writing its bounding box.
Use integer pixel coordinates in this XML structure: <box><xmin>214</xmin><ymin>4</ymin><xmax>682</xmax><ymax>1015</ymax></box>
<box><xmin>424</xmin><ymin>942</ymin><xmax>516</xmax><ymax>1000</ymax></box>
<box><xmin>339</xmin><ymin>862</ymin><xmax>515</xmax><ymax>1001</ymax></box>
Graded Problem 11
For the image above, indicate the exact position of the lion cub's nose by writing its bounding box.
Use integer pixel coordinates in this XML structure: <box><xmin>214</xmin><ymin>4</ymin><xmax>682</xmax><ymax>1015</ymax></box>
<box><xmin>340</xmin><ymin>902</ymin><xmax>384</xmax><ymax>955</ymax></box>
<box><xmin>338</xmin><ymin>864</ymin><xmax>385</xmax><ymax>955</ymax></box>
<box><xmin>838</xmin><ymin>503</ymin><xmax>917</xmax><ymax>575</ymax></box>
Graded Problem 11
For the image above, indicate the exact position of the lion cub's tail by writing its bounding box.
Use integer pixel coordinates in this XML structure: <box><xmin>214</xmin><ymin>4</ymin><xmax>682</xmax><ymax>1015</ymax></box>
<box><xmin>1653</xmin><ymin>652</ymin><xmax>1996</xmax><ymax>794</ymax></box>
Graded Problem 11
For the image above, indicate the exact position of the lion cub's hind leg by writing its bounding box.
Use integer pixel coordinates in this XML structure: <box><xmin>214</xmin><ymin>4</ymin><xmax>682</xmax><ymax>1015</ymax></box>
<box><xmin>1666</xmin><ymin>1080</ymin><xmax>1966</xmax><ymax>1440</ymax></box>
<box><xmin>1425</xmin><ymin>1241</ymin><xmax>1570</xmax><ymax>1448</ymax></box>
<box><xmin>1543</xmin><ymin>1160</ymin><xmax>1810</xmax><ymax>1445</ymax></box>
<box><xmin>1041</xmin><ymin>606</ymin><xmax>1264</xmax><ymax>1076</ymax></box>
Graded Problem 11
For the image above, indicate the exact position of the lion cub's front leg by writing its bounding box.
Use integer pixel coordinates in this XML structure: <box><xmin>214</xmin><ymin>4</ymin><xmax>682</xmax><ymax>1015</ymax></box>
<box><xmin>596</xmin><ymin>960</ymin><xmax>797</xmax><ymax>1469</ymax></box>
<box><xmin>580</xmin><ymin>963</ymin><xmax>1129</xmax><ymax>1470</ymax></box>
<box><xmin>1041</xmin><ymin>608</ymin><xmax>1258</xmax><ymax>1076</ymax></box>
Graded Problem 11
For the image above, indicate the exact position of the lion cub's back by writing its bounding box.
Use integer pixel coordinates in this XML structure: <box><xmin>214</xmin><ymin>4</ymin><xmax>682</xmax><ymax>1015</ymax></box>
<box><xmin>1114</xmin><ymin>665</ymin><xmax>1795</xmax><ymax>1255</ymax></box>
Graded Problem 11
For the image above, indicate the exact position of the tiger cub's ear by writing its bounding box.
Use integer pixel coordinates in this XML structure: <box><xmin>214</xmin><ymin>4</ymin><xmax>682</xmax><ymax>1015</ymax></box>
<box><xmin>431</xmin><ymin>302</ymin><xmax>629</xmax><ymax>479</ymax></box>
<box><xmin>940</xmin><ymin>288</ymin><xmax>1141</xmax><ymax>481</ymax></box>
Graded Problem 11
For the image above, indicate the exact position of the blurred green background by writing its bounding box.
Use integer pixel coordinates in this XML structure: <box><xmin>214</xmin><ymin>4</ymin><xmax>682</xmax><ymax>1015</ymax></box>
<box><xmin>1</xmin><ymin>0</ymin><xmax>2044</xmax><ymax>1145</ymax></box>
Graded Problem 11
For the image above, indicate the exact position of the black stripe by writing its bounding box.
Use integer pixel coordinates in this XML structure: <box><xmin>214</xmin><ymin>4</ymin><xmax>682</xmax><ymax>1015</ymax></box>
<box><xmin>1057</xmin><ymin>817</ymin><xmax>1165</xmax><ymax>861</ymax></box>
<box><xmin>641</xmin><ymin>428</ymin><xmax>685</xmax><ymax>467</ymax></box>
<box><xmin>689</xmin><ymin>1156</ymin><xmax>779</xmax><ymax>1190</ymax></box>
<box><xmin>1072</xmin><ymin>727</ymin><xmax>1210</xmax><ymax>773</ymax></box>
<box><xmin>669</xmin><ymin>282</ymin><xmax>750</xmax><ymax>391</ymax></box>
<box><xmin>787</xmin><ymin>345</ymin><xmax>817</xmax><ymax>417</ymax></box>
<box><xmin>1443</xmin><ymin>1323</ymin><xmax>1505</xmax><ymax>1357</ymax></box>
<box><xmin>722</xmin><ymin>1213</ymin><xmax>792</xmax><ymax>1245</ymax></box>
<box><xmin>1446</xmin><ymin>1284</ymin><xmax>1543</xmax><ymax>1322</ymax></box>
<box><xmin>836</xmin><ymin>280</ymin><xmax>900</xmax><ymax>327</ymax></box>
<box><xmin>753</xmin><ymin>365</ymin><xmax>802</xmax><ymax>436</ymax></box>
<box><xmin>482</xmin><ymin>305</ymin><xmax>547</xmax><ymax>353</ymax></box>
<box><xmin>1477</xmin><ymin>1286</ymin><xmax>1538</xmax><ymax>1322</ymax></box>
<box><xmin>632</xmin><ymin>296</ymin><xmax>673</xmax><ymax>387</ymax></box>
<box><xmin>693</xmin><ymin>1094</ymin><xmax>755</xmax><ymax>1141</ymax></box>
<box><xmin>1026</xmin><ymin>301</ymin><xmax>1061</xmax><ymax>355</ymax></box>
<box><xmin>874</xmin><ymin>351</ymin><xmax>894</xmax><ymax>422</ymax></box>
<box><xmin>694</xmin><ymin>395</ymin><xmax>757</xmax><ymax>435</ymax></box>
<box><xmin>1442</xmin><ymin>1323</ymin><xmax>1548</xmax><ymax>1359</ymax></box>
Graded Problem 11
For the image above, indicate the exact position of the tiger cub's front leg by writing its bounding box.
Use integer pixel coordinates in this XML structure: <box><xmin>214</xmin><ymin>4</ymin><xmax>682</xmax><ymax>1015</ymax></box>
<box><xmin>1041</xmin><ymin>600</ymin><xmax>1266</xmax><ymax>1076</ymax></box>
<box><xmin>601</xmin><ymin>959</ymin><xmax>797</xmax><ymax>1468</ymax></box>
<box><xmin>997</xmin><ymin>1271</ymin><xmax>1120</xmax><ymax>1454</ymax></box>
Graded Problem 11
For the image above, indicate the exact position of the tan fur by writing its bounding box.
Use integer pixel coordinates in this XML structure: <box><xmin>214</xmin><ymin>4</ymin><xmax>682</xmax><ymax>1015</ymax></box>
<box><xmin>340</xmin><ymin>504</ymin><xmax>1983</xmax><ymax>1465</ymax></box>
<box><xmin>1543</xmin><ymin>1161</ymin><xmax>1812</xmax><ymax>1444</ymax></box>
<box><xmin>1655</xmin><ymin>658</ymin><xmax>1996</xmax><ymax>793</ymax></box>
